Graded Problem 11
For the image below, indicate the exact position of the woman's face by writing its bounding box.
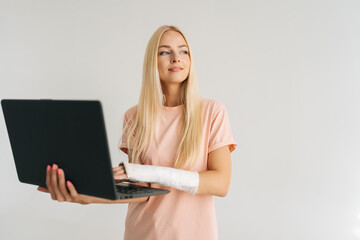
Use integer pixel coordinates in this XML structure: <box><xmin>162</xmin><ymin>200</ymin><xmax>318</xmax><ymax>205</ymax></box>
<box><xmin>157</xmin><ymin>30</ymin><xmax>190</xmax><ymax>85</ymax></box>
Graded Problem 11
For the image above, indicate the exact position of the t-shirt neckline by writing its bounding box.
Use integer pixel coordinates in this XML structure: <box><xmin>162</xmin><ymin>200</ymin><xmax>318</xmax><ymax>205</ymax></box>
<box><xmin>162</xmin><ymin>104</ymin><xmax>184</xmax><ymax>111</ymax></box>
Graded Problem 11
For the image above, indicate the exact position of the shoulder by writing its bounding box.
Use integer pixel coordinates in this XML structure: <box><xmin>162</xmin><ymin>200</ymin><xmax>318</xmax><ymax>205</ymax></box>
<box><xmin>123</xmin><ymin>104</ymin><xmax>138</xmax><ymax>121</ymax></box>
<box><xmin>200</xmin><ymin>97</ymin><xmax>227</xmax><ymax>114</ymax></box>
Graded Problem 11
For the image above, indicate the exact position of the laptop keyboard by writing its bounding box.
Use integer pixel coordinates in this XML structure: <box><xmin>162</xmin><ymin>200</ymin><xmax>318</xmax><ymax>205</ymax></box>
<box><xmin>115</xmin><ymin>184</ymin><xmax>154</xmax><ymax>195</ymax></box>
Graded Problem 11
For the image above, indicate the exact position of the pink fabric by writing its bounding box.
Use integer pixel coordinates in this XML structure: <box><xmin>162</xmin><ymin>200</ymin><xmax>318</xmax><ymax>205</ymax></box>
<box><xmin>119</xmin><ymin>98</ymin><xmax>237</xmax><ymax>240</ymax></box>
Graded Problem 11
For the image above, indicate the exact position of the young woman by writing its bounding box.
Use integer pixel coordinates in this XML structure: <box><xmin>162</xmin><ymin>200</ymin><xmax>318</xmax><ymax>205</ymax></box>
<box><xmin>38</xmin><ymin>25</ymin><xmax>237</xmax><ymax>240</ymax></box>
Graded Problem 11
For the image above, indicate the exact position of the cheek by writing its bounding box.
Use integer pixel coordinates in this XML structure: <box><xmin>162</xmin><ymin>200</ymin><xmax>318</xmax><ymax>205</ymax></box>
<box><xmin>184</xmin><ymin>57</ymin><xmax>190</xmax><ymax>72</ymax></box>
<box><xmin>157</xmin><ymin>59</ymin><xmax>169</xmax><ymax>80</ymax></box>
<box><xmin>158</xmin><ymin>61</ymin><xmax>164</xmax><ymax>75</ymax></box>
<box><xmin>184</xmin><ymin>55</ymin><xmax>190</xmax><ymax>64</ymax></box>
<box><xmin>157</xmin><ymin>59</ymin><xmax>166</xmax><ymax>73</ymax></box>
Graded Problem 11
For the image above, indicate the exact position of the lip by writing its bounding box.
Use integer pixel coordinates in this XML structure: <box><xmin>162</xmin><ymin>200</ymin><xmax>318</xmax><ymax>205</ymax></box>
<box><xmin>168</xmin><ymin>67</ymin><xmax>183</xmax><ymax>72</ymax></box>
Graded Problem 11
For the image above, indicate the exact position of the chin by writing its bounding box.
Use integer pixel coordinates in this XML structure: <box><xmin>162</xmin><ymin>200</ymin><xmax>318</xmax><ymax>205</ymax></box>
<box><xmin>162</xmin><ymin>77</ymin><xmax>187</xmax><ymax>84</ymax></box>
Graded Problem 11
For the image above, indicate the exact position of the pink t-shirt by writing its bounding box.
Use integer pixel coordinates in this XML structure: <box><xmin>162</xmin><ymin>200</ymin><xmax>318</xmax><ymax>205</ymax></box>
<box><xmin>119</xmin><ymin>97</ymin><xmax>237</xmax><ymax>240</ymax></box>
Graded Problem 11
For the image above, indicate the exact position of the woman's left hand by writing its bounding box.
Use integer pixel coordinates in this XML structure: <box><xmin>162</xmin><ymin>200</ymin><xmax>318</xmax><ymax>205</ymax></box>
<box><xmin>113</xmin><ymin>163</ymin><xmax>129</xmax><ymax>183</ymax></box>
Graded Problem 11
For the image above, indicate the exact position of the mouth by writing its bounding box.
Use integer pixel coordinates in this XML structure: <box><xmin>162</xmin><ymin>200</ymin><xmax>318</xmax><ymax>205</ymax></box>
<box><xmin>168</xmin><ymin>67</ymin><xmax>183</xmax><ymax>72</ymax></box>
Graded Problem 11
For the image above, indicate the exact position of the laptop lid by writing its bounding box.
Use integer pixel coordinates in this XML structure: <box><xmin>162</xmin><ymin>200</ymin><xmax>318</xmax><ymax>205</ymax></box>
<box><xmin>2</xmin><ymin>99</ymin><xmax>134</xmax><ymax>200</ymax></box>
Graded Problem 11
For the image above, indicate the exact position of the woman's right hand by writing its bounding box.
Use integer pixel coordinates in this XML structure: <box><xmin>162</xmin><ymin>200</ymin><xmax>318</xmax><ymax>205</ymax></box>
<box><xmin>113</xmin><ymin>162</ymin><xmax>129</xmax><ymax>183</ymax></box>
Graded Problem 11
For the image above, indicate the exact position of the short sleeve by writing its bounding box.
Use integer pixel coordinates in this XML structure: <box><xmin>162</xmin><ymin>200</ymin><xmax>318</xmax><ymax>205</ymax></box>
<box><xmin>118</xmin><ymin>108</ymin><xmax>136</xmax><ymax>155</ymax></box>
<box><xmin>208</xmin><ymin>102</ymin><xmax>237</xmax><ymax>154</ymax></box>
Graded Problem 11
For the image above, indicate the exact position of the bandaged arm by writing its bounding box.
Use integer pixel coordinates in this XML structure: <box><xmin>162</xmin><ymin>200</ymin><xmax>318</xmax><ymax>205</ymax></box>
<box><xmin>123</xmin><ymin>162</ymin><xmax>199</xmax><ymax>195</ymax></box>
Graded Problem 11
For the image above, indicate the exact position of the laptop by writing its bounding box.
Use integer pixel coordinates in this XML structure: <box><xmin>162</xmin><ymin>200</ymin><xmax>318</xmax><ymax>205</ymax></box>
<box><xmin>1</xmin><ymin>99</ymin><xmax>170</xmax><ymax>200</ymax></box>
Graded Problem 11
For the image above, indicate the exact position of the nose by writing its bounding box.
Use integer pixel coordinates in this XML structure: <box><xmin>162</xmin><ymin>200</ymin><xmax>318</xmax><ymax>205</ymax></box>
<box><xmin>171</xmin><ymin>53</ymin><xmax>180</xmax><ymax>63</ymax></box>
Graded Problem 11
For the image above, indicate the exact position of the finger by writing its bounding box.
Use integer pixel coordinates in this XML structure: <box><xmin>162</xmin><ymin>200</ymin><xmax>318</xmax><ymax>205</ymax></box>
<box><xmin>113</xmin><ymin>168</ymin><xmax>126</xmax><ymax>176</ymax></box>
<box><xmin>115</xmin><ymin>165</ymin><xmax>126</xmax><ymax>172</ymax></box>
<box><xmin>113</xmin><ymin>173</ymin><xmax>128</xmax><ymax>179</ymax></box>
<box><xmin>113</xmin><ymin>166</ymin><xmax>126</xmax><ymax>173</ymax></box>
<box><xmin>66</xmin><ymin>181</ymin><xmax>80</xmax><ymax>200</ymax></box>
<box><xmin>46</xmin><ymin>165</ymin><xmax>56</xmax><ymax>200</ymax></box>
<box><xmin>37</xmin><ymin>186</ymin><xmax>49</xmax><ymax>193</ymax></box>
<box><xmin>131</xmin><ymin>182</ymin><xmax>151</xmax><ymax>187</ymax></box>
<box><xmin>113</xmin><ymin>166</ymin><xmax>121</xmax><ymax>171</ymax></box>
<box><xmin>66</xmin><ymin>181</ymin><xmax>90</xmax><ymax>205</ymax></box>
<box><xmin>114</xmin><ymin>173</ymin><xmax>129</xmax><ymax>182</ymax></box>
<box><xmin>57</xmin><ymin>168</ymin><xmax>72</xmax><ymax>202</ymax></box>
<box><xmin>51</xmin><ymin>164</ymin><xmax>65</xmax><ymax>202</ymax></box>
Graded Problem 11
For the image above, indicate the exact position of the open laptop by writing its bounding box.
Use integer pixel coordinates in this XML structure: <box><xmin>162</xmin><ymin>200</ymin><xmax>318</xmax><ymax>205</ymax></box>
<box><xmin>1</xmin><ymin>99</ymin><xmax>170</xmax><ymax>200</ymax></box>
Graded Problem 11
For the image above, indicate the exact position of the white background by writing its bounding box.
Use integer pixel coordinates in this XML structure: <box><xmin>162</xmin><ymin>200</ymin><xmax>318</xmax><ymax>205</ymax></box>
<box><xmin>1</xmin><ymin>0</ymin><xmax>360</xmax><ymax>239</ymax></box>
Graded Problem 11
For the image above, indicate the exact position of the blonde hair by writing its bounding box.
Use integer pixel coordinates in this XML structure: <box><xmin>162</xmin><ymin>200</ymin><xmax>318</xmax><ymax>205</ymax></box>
<box><xmin>123</xmin><ymin>25</ymin><xmax>203</xmax><ymax>170</ymax></box>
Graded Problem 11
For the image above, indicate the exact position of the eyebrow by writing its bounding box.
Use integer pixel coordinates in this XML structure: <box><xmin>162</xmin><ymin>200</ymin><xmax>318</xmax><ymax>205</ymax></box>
<box><xmin>158</xmin><ymin>44</ymin><xmax>188</xmax><ymax>49</ymax></box>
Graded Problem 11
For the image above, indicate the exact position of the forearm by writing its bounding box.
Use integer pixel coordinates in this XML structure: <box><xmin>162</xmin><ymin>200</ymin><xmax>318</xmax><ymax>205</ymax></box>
<box><xmin>197</xmin><ymin>170</ymin><xmax>230</xmax><ymax>197</ymax></box>
<box><xmin>123</xmin><ymin>162</ymin><xmax>199</xmax><ymax>195</ymax></box>
<box><xmin>122</xmin><ymin>162</ymin><xmax>231</xmax><ymax>197</ymax></box>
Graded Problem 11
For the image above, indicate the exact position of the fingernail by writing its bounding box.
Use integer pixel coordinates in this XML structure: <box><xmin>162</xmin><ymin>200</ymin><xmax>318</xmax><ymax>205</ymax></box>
<box><xmin>57</xmin><ymin>169</ymin><xmax>61</xmax><ymax>174</ymax></box>
<box><xmin>67</xmin><ymin>181</ymin><xmax>71</xmax><ymax>186</ymax></box>
<box><xmin>47</xmin><ymin>165</ymin><xmax>50</xmax><ymax>171</ymax></box>
<box><xmin>52</xmin><ymin>164</ymin><xmax>56</xmax><ymax>170</ymax></box>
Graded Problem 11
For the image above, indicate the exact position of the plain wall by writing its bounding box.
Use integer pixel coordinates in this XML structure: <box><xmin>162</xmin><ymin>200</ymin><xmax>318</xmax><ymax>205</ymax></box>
<box><xmin>1</xmin><ymin>0</ymin><xmax>360</xmax><ymax>239</ymax></box>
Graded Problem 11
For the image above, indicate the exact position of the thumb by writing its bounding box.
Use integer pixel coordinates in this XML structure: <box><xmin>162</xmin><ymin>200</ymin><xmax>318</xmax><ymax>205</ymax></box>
<box><xmin>37</xmin><ymin>186</ymin><xmax>49</xmax><ymax>193</ymax></box>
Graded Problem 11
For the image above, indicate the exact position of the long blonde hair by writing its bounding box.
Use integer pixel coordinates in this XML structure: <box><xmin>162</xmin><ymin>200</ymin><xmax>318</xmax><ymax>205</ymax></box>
<box><xmin>123</xmin><ymin>25</ymin><xmax>203</xmax><ymax>170</ymax></box>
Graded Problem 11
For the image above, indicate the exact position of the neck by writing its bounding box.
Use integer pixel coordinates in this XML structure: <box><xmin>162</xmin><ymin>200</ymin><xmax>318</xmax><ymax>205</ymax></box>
<box><xmin>161</xmin><ymin>82</ymin><xmax>183</xmax><ymax>107</ymax></box>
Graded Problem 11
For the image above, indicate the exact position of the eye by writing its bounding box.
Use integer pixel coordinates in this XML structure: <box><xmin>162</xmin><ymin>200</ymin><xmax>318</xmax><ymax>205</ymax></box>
<box><xmin>159</xmin><ymin>51</ymin><xmax>169</xmax><ymax>55</ymax></box>
<box><xmin>181</xmin><ymin>50</ymin><xmax>188</xmax><ymax>54</ymax></box>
